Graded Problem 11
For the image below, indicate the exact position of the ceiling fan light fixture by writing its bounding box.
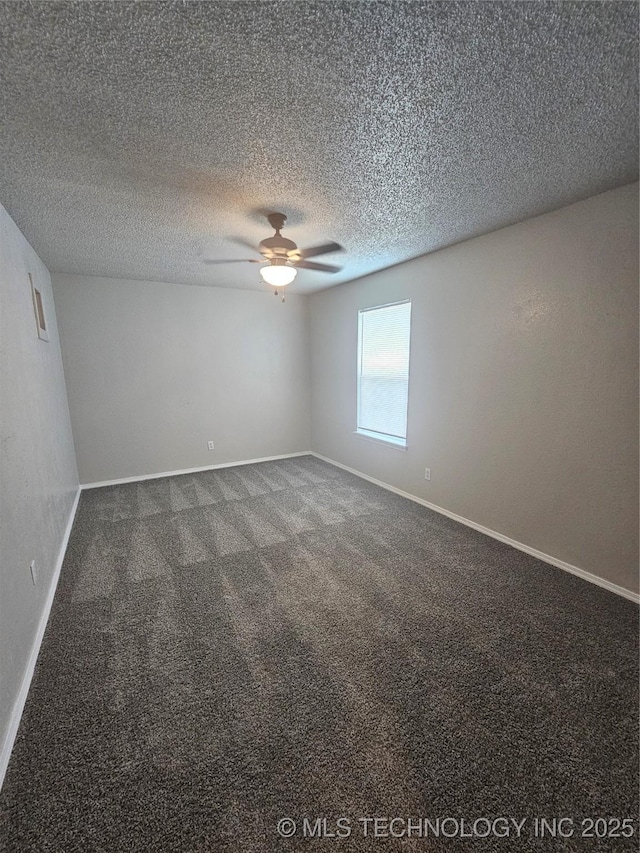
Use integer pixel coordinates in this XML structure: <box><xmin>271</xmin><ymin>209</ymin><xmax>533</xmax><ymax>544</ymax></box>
<box><xmin>260</xmin><ymin>263</ymin><xmax>297</xmax><ymax>287</ymax></box>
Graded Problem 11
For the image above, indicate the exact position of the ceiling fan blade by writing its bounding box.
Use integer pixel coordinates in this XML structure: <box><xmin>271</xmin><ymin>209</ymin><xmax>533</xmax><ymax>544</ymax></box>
<box><xmin>203</xmin><ymin>258</ymin><xmax>263</xmax><ymax>265</ymax></box>
<box><xmin>299</xmin><ymin>241</ymin><xmax>343</xmax><ymax>259</ymax></box>
<box><xmin>229</xmin><ymin>236</ymin><xmax>262</xmax><ymax>254</ymax></box>
<box><xmin>295</xmin><ymin>259</ymin><xmax>342</xmax><ymax>273</ymax></box>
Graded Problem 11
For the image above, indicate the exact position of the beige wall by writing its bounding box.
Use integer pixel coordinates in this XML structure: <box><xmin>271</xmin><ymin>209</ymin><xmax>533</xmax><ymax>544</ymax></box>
<box><xmin>0</xmin><ymin>205</ymin><xmax>78</xmax><ymax>762</ymax></box>
<box><xmin>52</xmin><ymin>275</ymin><xmax>311</xmax><ymax>484</ymax></box>
<box><xmin>310</xmin><ymin>183</ymin><xmax>639</xmax><ymax>594</ymax></box>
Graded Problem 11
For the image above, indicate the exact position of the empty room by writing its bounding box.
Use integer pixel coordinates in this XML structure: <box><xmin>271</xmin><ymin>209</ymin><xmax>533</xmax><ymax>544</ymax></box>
<box><xmin>0</xmin><ymin>1</ymin><xmax>638</xmax><ymax>850</ymax></box>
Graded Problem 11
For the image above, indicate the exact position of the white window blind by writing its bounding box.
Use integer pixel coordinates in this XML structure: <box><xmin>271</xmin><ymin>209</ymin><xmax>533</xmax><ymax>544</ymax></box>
<box><xmin>357</xmin><ymin>300</ymin><xmax>411</xmax><ymax>446</ymax></box>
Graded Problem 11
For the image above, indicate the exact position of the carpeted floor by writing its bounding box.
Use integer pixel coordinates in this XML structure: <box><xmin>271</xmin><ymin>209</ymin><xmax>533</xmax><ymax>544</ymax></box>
<box><xmin>0</xmin><ymin>455</ymin><xmax>637</xmax><ymax>852</ymax></box>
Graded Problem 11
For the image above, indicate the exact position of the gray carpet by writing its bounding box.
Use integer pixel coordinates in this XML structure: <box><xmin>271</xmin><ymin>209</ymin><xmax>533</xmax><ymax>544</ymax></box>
<box><xmin>0</xmin><ymin>455</ymin><xmax>637</xmax><ymax>851</ymax></box>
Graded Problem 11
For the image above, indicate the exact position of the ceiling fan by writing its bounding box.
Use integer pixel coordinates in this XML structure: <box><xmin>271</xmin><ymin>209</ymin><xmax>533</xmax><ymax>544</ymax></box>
<box><xmin>204</xmin><ymin>212</ymin><xmax>343</xmax><ymax>300</ymax></box>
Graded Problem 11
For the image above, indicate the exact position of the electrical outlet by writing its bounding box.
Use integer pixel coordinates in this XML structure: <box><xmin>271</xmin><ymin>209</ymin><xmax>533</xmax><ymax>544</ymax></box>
<box><xmin>424</xmin><ymin>468</ymin><xmax>431</xmax><ymax>481</ymax></box>
<box><xmin>30</xmin><ymin>560</ymin><xmax>37</xmax><ymax>586</ymax></box>
<box><xmin>207</xmin><ymin>441</ymin><xmax>215</xmax><ymax>451</ymax></box>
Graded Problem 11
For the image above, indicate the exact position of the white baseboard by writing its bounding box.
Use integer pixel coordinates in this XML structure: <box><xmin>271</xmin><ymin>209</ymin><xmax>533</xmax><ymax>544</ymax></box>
<box><xmin>0</xmin><ymin>486</ymin><xmax>82</xmax><ymax>791</ymax></box>
<box><xmin>311</xmin><ymin>452</ymin><xmax>639</xmax><ymax>605</ymax></box>
<box><xmin>81</xmin><ymin>452</ymin><xmax>313</xmax><ymax>489</ymax></box>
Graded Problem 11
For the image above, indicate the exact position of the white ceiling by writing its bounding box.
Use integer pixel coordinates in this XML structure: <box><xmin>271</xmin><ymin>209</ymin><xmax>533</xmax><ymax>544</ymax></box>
<box><xmin>0</xmin><ymin>1</ymin><xmax>637</xmax><ymax>294</ymax></box>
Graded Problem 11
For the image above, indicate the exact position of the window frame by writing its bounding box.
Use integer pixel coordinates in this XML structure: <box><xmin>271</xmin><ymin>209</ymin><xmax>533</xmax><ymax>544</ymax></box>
<box><xmin>355</xmin><ymin>299</ymin><xmax>411</xmax><ymax>449</ymax></box>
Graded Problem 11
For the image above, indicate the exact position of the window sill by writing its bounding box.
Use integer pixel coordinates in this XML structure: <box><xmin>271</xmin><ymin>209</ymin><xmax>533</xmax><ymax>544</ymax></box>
<box><xmin>353</xmin><ymin>430</ymin><xmax>408</xmax><ymax>451</ymax></box>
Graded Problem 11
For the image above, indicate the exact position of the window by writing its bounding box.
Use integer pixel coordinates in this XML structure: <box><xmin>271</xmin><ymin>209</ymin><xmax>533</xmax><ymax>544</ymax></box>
<box><xmin>357</xmin><ymin>300</ymin><xmax>411</xmax><ymax>447</ymax></box>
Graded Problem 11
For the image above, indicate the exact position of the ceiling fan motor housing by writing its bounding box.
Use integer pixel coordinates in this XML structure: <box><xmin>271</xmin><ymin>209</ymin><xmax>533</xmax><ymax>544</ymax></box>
<box><xmin>259</xmin><ymin>234</ymin><xmax>299</xmax><ymax>261</ymax></box>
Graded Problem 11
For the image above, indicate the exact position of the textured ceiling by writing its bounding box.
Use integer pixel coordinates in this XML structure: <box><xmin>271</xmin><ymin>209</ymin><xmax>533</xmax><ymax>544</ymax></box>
<box><xmin>0</xmin><ymin>1</ymin><xmax>637</xmax><ymax>294</ymax></box>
